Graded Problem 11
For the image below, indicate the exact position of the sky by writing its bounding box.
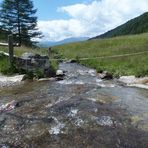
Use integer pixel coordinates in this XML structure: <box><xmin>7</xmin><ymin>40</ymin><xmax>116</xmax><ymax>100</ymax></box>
<box><xmin>33</xmin><ymin>0</ymin><xmax>148</xmax><ymax>42</ymax></box>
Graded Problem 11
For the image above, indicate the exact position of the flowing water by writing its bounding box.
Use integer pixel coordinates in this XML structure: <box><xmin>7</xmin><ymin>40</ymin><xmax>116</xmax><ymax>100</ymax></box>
<box><xmin>0</xmin><ymin>63</ymin><xmax>148</xmax><ymax>148</ymax></box>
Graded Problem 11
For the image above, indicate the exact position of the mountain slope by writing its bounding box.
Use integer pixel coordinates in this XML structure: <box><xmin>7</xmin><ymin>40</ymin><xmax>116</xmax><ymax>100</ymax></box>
<box><xmin>91</xmin><ymin>12</ymin><xmax>148</xmax><ymax>39</ymax></box>
<box><xmin>38</xmin><ymin>37</ymin><xmax>89</xmax><ymax>47</ymax></box>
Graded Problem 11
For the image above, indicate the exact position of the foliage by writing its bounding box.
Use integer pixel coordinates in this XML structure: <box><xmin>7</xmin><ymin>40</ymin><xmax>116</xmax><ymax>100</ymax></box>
<box><xmin>0</xmin><ymin>0</ymin><xmax>42</xmax><ymax>46</ymax></box>
<box><xmin>0</xmin><ymin>54</ymin><xmax>18</xmax><ymax>75</ymax></box>
<box><xmin>50</xmin><ymin>60</ymin><xmax>58</xmax><ymax>74</ymax></box>
<box><xmin>23</xmin><ymin>71</ymin><xmax>34</xmax><ymax>80</ymax></box>
<box><xmin>23</xmin><ymin>69</ymin><xmax>44</xmax><ymax>80</ymax></box>
<box><xmin>0</xmin><ymin>28</ymin><xmax>10</xmax><ymax>41</ymax></box>
<box><xmin>91</xmin><ymin>12</ymin><xmax>148</xmax><ymax>39</ymax></box>
<box><xmin>34</xmin><ymin>69</ymin><xmax>44</xmax><ymax>79</ymax></box>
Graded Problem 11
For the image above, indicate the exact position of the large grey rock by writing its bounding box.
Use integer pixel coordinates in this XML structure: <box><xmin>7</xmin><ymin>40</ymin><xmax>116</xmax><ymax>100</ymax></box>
<box><xmin>15</xmin><ymin>52</ymin><xmax>51</xmax><ymax>77</ymax></box>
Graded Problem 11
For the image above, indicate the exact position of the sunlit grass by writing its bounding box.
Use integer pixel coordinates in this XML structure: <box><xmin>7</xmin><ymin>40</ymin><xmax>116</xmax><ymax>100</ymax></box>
<box><xmin>52</xmin><ymin>33</ymin><xmax>148</xmax><ymax>76</ymax></box>
<box><xmin>0</xmin><ymin>45</ymin><xmax>48</xmax><ymax>56</ymax></box>
<box><xmin>0</xmin><ymin>33</ymin><xmax>148</xmax><ymax>76</ymax></box>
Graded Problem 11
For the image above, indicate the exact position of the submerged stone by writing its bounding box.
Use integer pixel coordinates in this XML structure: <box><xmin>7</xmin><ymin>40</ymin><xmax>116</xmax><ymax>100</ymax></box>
<box><xmin>94</xmin><ymin>116</ymin><xmax>115</xmax><ymax>127</ymax></box>
<box><xmin>0</xmin><ymin>100</ymin><xmax>18</xmax><ymax>112</ymax></box>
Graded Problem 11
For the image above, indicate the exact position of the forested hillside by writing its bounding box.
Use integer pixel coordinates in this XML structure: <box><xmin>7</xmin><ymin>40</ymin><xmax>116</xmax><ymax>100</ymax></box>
<box><xmin>91</xmin><ymin>12</ymin><xmax>148</xmax><ymax>39</ymax></box>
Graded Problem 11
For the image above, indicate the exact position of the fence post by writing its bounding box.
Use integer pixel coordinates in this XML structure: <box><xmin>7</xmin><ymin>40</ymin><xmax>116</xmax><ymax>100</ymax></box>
<box><xmin>8</xmin><ymin>34</ymin><xmax>14</xmax><ymax>67</ymax></box>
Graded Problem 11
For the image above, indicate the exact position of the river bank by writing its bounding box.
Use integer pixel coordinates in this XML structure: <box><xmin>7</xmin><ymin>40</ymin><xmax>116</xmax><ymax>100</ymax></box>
<box><xmin>0</xmin><ymin>71</ymin><xmax>148</xmax><ymax>90</ymax></box>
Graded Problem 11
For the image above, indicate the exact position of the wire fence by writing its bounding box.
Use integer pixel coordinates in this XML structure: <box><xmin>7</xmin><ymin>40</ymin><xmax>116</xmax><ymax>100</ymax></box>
<box><xmin>49</xmin><ymin>50</ymin><xmax>148</xmax><ymax>61</ymax></box>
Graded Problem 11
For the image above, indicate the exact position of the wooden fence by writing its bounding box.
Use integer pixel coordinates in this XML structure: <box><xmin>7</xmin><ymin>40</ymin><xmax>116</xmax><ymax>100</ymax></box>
<box><xmin>0</xmin><ymin>35</ymin><xmax>16</xmax><ymax>66</ymax></box>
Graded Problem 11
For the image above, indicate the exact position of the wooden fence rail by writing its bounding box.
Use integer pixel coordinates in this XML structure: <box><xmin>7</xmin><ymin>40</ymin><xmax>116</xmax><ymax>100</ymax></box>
<box><xmin>0</xmin><ymin>34</ymin><xmax>14</xmax><ymax>67</ymax></box>
<box><xmin>0</xmin><ymin>43</ymin><xmax>9</xmax><ymax>46</ymax></box>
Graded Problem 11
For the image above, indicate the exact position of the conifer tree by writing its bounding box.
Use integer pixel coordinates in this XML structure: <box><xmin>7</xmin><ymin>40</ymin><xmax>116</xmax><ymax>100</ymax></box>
<box><xmin>0</xmin><ymin>0</ymin><xmax>42</xmax><ymax>46</ymax></box>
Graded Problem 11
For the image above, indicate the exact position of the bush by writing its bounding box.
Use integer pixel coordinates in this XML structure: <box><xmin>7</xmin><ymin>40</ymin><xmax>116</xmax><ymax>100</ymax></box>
<box><xmin>24</xmin><ymin>71</ymin><xmax>34</xmax><ymax>79</ymax></box>
<box><xmin>34</xmin><ymin>69</ymin><xmax>44</xmax><ymax>79</ymax></box>
<box><xmin>135</xmin><ymin>68</ymin><xmax>148</xmax><ymax>77</ymax></box>
<box><xmin>1</xmin><ymin>64</ymin><xmax>18</xmax><ymax>75</ymax></box>
<box><xmin>49</xmin><ymin>60</ymin><xmax>58</xmax><ymax>77</ymax></box>
<box><xmin>0</xmin><ymin>55</ymin><xmax>19</xmax><ymax>75</ymax></box>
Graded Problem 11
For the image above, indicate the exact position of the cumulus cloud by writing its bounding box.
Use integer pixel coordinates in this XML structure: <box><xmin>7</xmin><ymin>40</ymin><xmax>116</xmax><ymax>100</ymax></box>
<box><xmin>38</xmin><ymin>0</ymin><xmax>148</xmax><ymax>41</ymax></box>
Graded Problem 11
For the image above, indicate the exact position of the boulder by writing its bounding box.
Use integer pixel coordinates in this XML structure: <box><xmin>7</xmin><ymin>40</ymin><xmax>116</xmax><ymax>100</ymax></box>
<box><xmin>67</xmin><ymin>59</ymin><xmax>77</xmax><ymax>63</ymax></box>
<box><xmin>135</xmin><ymin>77</ymin><xmax>148</xmax><ymax>84</ymax></box>
<box><xmin>98</xmin><ymin>71</ymin><xmax>113</xmax><ymax>80</ymax></box>
<box><xmin>56</xmin><ymin>70</ymin><xmax>64</xmax><ymax>76</ymax></box>
<box><xmin>119</xmin><ymin>76</ymin><xmax>148</xmax><ymax>85</ymax></box>
<box><xmin>16</xmin><ymin>52</ymin><xmax>50</xmax><ymax>73</ymax></box>
<box><xmin>0</xmin><ymin>100</ymin><xmax>19</xmax><ymax>112</ymax></box>
<box><xmin>119</xmin><ymin>76</ymin><xmax>136</xmax><ymax>84</ymax></box>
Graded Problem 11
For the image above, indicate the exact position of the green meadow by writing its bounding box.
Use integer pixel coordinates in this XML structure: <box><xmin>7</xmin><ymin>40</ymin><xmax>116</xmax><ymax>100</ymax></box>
<box><xmin>0</xmin><ymin>33</ymin><xmax>148</xmax><ymax>76</ymax></box>
<box><xmin>52</xmin><ymin>33</ymin><xmax>148</xmax><ymax>77</ymax></box>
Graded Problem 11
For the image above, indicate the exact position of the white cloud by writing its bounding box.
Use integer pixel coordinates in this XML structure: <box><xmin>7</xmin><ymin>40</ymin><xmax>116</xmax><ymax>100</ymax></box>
<box><xmin>38</xmin><ymin>0</ymin><xmax>148</xmax><ymax>41</ymax></box>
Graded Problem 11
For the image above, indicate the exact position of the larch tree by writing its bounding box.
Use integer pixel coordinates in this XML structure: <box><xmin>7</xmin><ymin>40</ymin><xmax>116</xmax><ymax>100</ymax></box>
<box><xmin>0</xmin><ymin>0</ymin><xmax>42</xmax><ymax>46</ymax></box>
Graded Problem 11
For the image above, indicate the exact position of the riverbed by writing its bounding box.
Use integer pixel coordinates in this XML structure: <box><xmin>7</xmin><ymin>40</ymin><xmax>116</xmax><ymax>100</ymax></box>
<box><xmin>0</xmin><ymin>63</ymin><xmax>148</xmax><ymax>147</ymax></box>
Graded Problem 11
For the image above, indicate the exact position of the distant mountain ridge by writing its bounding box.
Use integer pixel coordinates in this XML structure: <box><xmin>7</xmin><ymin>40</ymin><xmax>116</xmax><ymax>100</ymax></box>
<box><xmin>91</xmin><ymin>12</ymin><xmax>148</xmax><ymax>40</ymax></box>
<box><xmin>38</xmin><ymin>37</ymin><xmax>89</xmax><ymax>47</ymax></box>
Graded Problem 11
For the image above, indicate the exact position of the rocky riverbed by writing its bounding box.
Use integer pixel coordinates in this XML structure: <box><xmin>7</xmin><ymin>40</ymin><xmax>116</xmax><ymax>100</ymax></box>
<box><xmin>0</xmin><ymin>63</ymin><xmax>148</xmax><ymax>147</ymax></box>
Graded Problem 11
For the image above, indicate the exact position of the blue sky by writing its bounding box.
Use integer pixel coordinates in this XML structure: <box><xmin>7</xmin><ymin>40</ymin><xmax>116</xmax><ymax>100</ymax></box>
<box><xmin>32</xmin><ymin>0</ymin><xmax>148</xmax><ymax>42</ymax></box>
<box><xmin>33</xmin><ymin>0</ymin><xmax>90</xmax><ymax>20</ymax></box>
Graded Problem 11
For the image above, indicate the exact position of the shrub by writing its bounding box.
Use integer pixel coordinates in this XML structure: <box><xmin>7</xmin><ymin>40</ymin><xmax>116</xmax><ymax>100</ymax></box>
<box><xmin>0</xmin><ymin>55</ymin><xmax>18</xmax><ymax>75</ymax></box>
<box><xmin>34</xmin><ymin>69</ymin><xmax>44</xmax><ymax>79</ymax></box>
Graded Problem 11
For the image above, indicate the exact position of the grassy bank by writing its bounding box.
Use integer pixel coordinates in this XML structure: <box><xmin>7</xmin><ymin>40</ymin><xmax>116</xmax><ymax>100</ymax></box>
<box><xmin>1</xmin><ymin>33</ymin><xmax>148</xmax><ymax>77</ymax></box>
<box><xmin>0</xmin><ymin>45</ymin><xmax>48</xmax><ymax>56</ymax></box>
<box><xmin>0</xmin><ymin>46</ymin><xmax>57</xmax><ymax>76</ymax></box>
<box><xmin>52</xmin><ymin>33</ymin><xmax>148</xmax><ymax>77</ymax></box>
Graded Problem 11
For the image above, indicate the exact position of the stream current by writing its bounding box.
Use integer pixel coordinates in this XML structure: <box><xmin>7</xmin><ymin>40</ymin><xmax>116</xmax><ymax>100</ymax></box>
<box><xmin>0</xmin><ymin>63</ymin><xmax>148</xmax><ymax>147</ymax></box>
